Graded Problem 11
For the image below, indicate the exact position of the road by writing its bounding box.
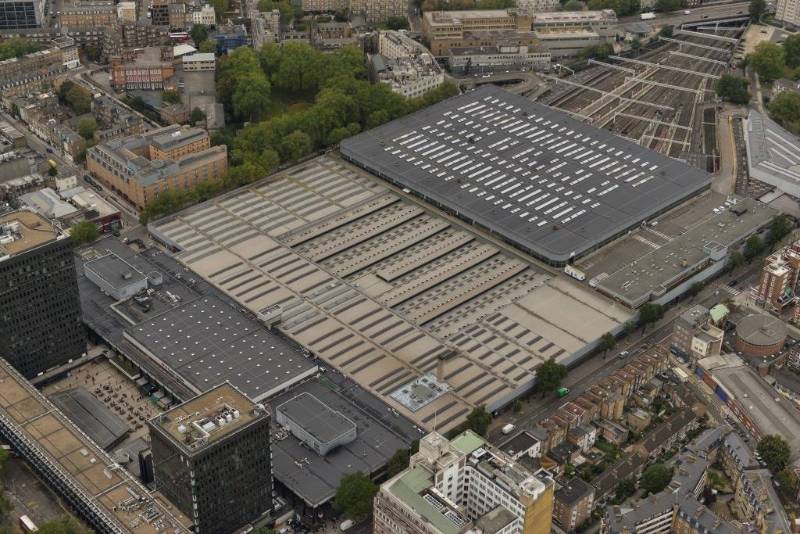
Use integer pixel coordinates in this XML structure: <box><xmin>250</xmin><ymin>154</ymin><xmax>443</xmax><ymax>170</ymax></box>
<box><xmin>619</xmin><ymin>1</ymin><xmax>750</xmax><ymax>25</ymax></box>
<box><xmin>486</xmin><ymin>259</ymin><xmax>763</xmax><ymax>446</ymax></box>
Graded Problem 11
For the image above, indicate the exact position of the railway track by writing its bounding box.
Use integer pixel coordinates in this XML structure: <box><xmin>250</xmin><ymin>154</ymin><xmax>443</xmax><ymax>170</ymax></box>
<box><xmin>538</xmin><ymin>26</ymin><xmax>743</xmax><ymax>162</ymax></box>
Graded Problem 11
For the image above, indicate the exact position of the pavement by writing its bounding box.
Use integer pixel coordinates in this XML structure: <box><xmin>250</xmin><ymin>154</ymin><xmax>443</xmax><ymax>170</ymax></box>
<box><xmin>1</xmin><ymin>457</ymin><xmax>75</xmax><ymax>526</ymax></box>
<box><xmin>714</xmin><ymin>106</ymin><xmax>743</xmax><ymax>195</ymax></box>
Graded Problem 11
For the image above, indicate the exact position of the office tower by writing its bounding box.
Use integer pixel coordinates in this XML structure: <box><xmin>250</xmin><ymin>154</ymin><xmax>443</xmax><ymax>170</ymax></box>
<box><xmin>148</xmin><ymin>383</ymin><xmax>273</xmax><ymax>534</ymax></box>
<box><xmin>0</xmin><ymin>210</ymin><xmax>85</xmax><ymax>378</ymax></box>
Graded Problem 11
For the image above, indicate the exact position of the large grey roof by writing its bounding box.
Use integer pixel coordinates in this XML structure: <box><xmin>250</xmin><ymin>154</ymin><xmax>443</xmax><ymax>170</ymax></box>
<box><xmin>276</xmin><ymin>392</ymin><xmax>356</xmax><ymax>445</ymax></box>
<box><xmin>126</xmin><ymin>295</ymin><xmax>318</xmax><ymax>402</ymax></box>
<box><xmin>340</xmin><ymin>85</ymin><xmax>710</xmax><ymax>263</ymax></box>
<box><xmin>48</xmin><ymin>387</ymin><xmax>129</xmax><ymax>450</ymax></box>
<box><xmin>745</xmin><ymin>109</ymin><xmax>800</xmax><ymax>197</ymax></box>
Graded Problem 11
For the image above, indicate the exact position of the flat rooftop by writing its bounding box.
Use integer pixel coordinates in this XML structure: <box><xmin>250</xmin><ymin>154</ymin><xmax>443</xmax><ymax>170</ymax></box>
<box><xmin>149</xmin><ymin>155</ymin><xmax>632</xmax><ymax>433</ymax></box>
<box><xmin>125</xmin><ymin>295</ymin><xmax>318</xmax><ymax>402</ymax></box>
<box><xmin>0</xmin><ymin>209</ymin><xmax>61</xmax><ymax>257</ymax></box>
<box><xmin>0</xmin><ymin>358</ymin><xmax>192</xmax><ymax>533</ymax></box>
<box><xmin>713</xmin><ymin>363</ymin><xmax>800</xmax><ymax>461</ymax></box>
<box><xmin>276</xmin><ymin>392</ymin><xmax>356</xmax><ymax>445</ymax></box>
<box><xmin>84</xmin><ymin>252</ymin><xmax>147</xmax><ymax>291</ymax></box>
<box><xmin>48</xmin><ymin>387</ymin><xmax>129</xmax><ymax>451</ymax></box>
<box><xmin>271</xmin><ymin>376</ymin><xmax>413</xmax><ymax>507</ymax></box>
<box><xmin>340</xmin><ymin>85</ymin><xmax>710</xmax><ymax>264</ymax></box>
<box><xmin>580</xmin><ymin>195</ymin><xmax>776</xmax><ymax>307</ymax></box>
<box><xmin>151</xmin><ymin>382</ymin><xmax>263</xmax><ymax>452</ymax></box>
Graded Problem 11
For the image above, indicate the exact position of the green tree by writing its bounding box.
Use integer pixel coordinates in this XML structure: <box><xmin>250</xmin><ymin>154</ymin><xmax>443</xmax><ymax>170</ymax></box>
<box><xmin>686</xmin><ymin>282</ymin><xmax>704</xmax><ymax>298</ymax></box>
<box><xmin>757</xmin><ymin>435</ymin><xmax>791</xmax><ymax>473</ymax></box>
<box><xmin>655</xmin><ymin>0</ymin><xmax>686</xmax><ymax>12</ymax></box>
<box><xmin>715</xmin><ymin>74</ymin><xmax>750</xmax><ymax>105</ymax></box>
<box><xmin>252</xmin><ymin>528</ymin><xmax>274</xmax><ymax>534</ymax></box>
<box><xmin>232</xmin><ymin>73</ymin><xmax>271</xmax><ymax>122</ymax></box>
<box><xmin>639</xmin><ymin>303</ymin><xmax>664</xmax><ymax>327</ymax></box>
<box><xmin>784</xmin><ymin>34</ymin><xmax>800</xmax><ymax>68</ymax></box>
<box><xmin>464</xmin><ymin>406</ymin><xmax>492</xmax><ymax>436</ymax></box>
<box><xmin>189</xmin><ymin>24</ymin><xmax>208</xmax><ymax>47</ymax></box>
<box><xmin>77</xmin><ymin>116</ymin><xmax>97</xmax><ymax>140</ymax></box>
<box><xmin>768</xmin><ymin>90</ymin><xmax>800</xmax><ymax>133</ymax></box>
<box><xmin>334</xmin><ymin>472</ymin><xmax>377</xmax><ymax>521</ymax></box>
<box><xmin>48</xmin><ymin>162</ymin><xmax>58</xmax><ymax>177</ymax></box>
<box><xmin>0</xmin><ymin>37</ymin><xmax>43</xmax><ymax>60</ymax></box>
<box><xmin>199</xmin><ymin>39</ymin><xmax>218</xmax><ymax>53</ymax></box>
<box><xmin>535</xmin><ymin>357</ymin><xmax>568</xmax><ymax>396</ymax></box>
<box><xmin>563</xmin><ymin>0</ymin><xmax>585</xmax><ymax>9</ymax></box>
<box><xmin>750</xmin><ymin>0</ymin><xmax>766</xmax><ymax>19</ymax></box>
<box><xmin>631</xmin><ymin>37</ymin><xmax>642</xmax><ymax>54</ymax></box>
<box><xmin>749</xmin><ymin>42</ymin><xmax>786</xmax><ymax>83</ymax></box>
<box><xmin>744</xmin><ymin>234</ymin><xmax>765</xmax><ymax>260</ymax></box>
<box><xmin>37</xmin><ymin>517</ymin><xmax>92</xmax><ymax>534</ymax></box>
<box><xmin>659</xmin><ymin>25</ymin><xmax>674</xmax><ymax>38</ymax></box>
<box><xmin>280</xmin><ymin>130</ymin><xmax>313</xmax><ymax>160</ymax></box>
<box><xmin>729</xmin><ymin>250</ymin><xmax>746</xmax><ymax>270</ymax></box>
<box><xmin>775</xmin><ymin>468</ymin><xmax>799</xmax><ymax>499</ymax></box>
<box><xmin>386</xmin><ymin>15</ymin><xmax>409</xmax><ymax>29</ymax></box>
<box><xmin>190</xmin><ymin>107</ymin><xmax>206</xmax><ymax>125</ymax></box>
<box><xmin>162</xmin><ymin>90</ymin><xmax>182</xmax><ymax>104</ymax></box>
<box><xmin>599</xmin><ymin>332</ymin><xmax>616</xmax><ymax>354</ymax></box>
<box><xmin>209</xmin><ymin>0</ymin><xmax>229</xmax><ymax>18</ymax></box>
<box><xmin>613</xmin><ymin>479</ymin><xmax>636</xmax><ymax>504</ymax></box>
<box><xmin>640</xmin><ymin>463</ymin><xmax>672</xmax><ymax>495</ymax></box>
<box><xmin>579</xmin><ymin>42</ymin><xmax>613</xmax><ymax>60</ymax></box>
<box><xmin>70</xmin><ymin>220</ymin><xmax>99</xmax><ymax>245</ymax></box>
<box><xmin>386</xmin><ymin>448</ymin><xmax>411</xmax><ymax>477</ymax></box>
<box><xmin>767</xmin><ymin>214</ymin><xmax>793</xmax><ymax>245</ymax></box>
<box><xmin>0</xmin><ymin>447</ymin><xmax>8</xmax><ymax>475</ymax></box>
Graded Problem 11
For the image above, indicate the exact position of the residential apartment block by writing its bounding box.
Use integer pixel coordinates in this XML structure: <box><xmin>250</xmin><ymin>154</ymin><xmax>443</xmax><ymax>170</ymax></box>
<box><xmin>56</xmin><ymin>0</ymin><xmax>116</xmax><ymax>29</ymax></box>
<box><xmin>0</xmin><ymin>36</ymin><xmax>79</xmax><ymax>92</ymax></box>
<box><xmin>301</xmin><ymin>0</ymin><xmax>347</xmax><ymax>12</ymax></box>
<box><xmin>777</xmin><ymin>0</ymin><xmax>800</xmax><ymax>28</ymax></box>
<box><xmin>149</xmin><ymin>383</ymin><xmax>273</xmax><ymax>534</ymax></box>
<box><xmin>372</xmin><ymin>31</ymin><xmax>444</xmax><ymax>98</ymax></box>
<box><xmin>0</xmin><ymin>210</ymin><xmax>86</xmax><ymax>378</ymax></box>
<box><xmin>755</xmin><ymin>240</ymin><xmax>800</xmax><ymax>309</ymax></box>
<box><xmin>86</xmin><ymin>125</ymin><xmax>227</xmax><ymax>210</ymax></box>
<box><xmin>350</xmin><ymin>0</ymin><xmax>406</xmax><ymax>23</ymax></box>
<box><xmin>553</xmin><ymin>478</ymin><xmax>594</xmax><ymax>532</ymax></box>
<box><xmin>374</xmin><ymin>430</ymin><xmax>554</xmax><ymax>534</ymax></box>
<box><xmin>110</xmin><ymin>46</ymin><xmax>176</xmax><ymax>91</ymax></box>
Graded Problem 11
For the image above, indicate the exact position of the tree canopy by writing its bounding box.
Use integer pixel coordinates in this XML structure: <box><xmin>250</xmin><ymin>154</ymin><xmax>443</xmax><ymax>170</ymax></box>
<box><xmin>37</xmin><ymin>517</ymin><xmax>92</xmax><ymax>534</ymax></box>
<box><xmin>465</xmin><ymin>406</ymin><xmax>492</xmax><ymax>436</ymax></box>
<box><xmin>757</xmin><ymin>435</ymin><xmax>791</xmax><ymax>473</ymax></box>
<box><xmin>579</xmin><ymin>42</ymin><xmax>613</xmax><ymax>60</ymax></box>
<box><xmin>58</xmin><ymin>81</ymin><xmax>92</xmax><ymax>115</ymax></box>
<box><xmin>535</xmin><ymin>358</ymin><xmax>568</xmax><ymax>396</ymax></box>
<box><xmin>386</xmin><ymin>16</ymin><xmax>409</xmax><ymax>29</ymax></box>
<box><xmin>599</xmin><ymin>332</ymin><xmax>616</xmax><ymax>353</ymax></box>
<box><xmin>421</xmin><ymin>0</ymin><xmax>514</xmax><ymax>11</ymax></box>
<box><xmin>334</xmin><ymin>472</ymin><xmax>377</xmax><ymax>521</ymax></box>
<box><xmin>70</xmin><ymin>221</ymin><xmax>99</xmax><ymax>246</ymax></box>
<box><xmin>189</xmin><ymin>24</ymin><xmax>208</xmax><ymax>47</ymax></box>
<box><xmin>769</xmin><ymin>90</ymin><xmax>800</xmax><ymax>134</ymax></box>
<box><xmin>749</xmin><ymin>42</ymin><xmax>786</xmax><ymax>82</ymax></box>
<box><xmin>744</xmin><ymin>234</ymin><xmax>765</xmax><ymax>260</ymax></box>
<box><xmin>654</xmin><ymin>0</ymin><xmax>686</xmax><ymax>13</ymax></box>
<box><xmin>640</xmin><ymin>463</ymin><xmax>672</xmax><ymax>495</ymax></box>
<box><xmin>586</xmin><ymin>0</ymin><xmax>638</xmax><ymax>17</ymax></box>
<box><xmin>0</xmin><ymin>38</ymin><xmax>43</xmax><ymax>60</ymax></box>
<box><xmin>784</xmin><ymin>34</ymin><xmax>800</xmax><ymax>68</ymax></box>
<box><xmin>750</xmin><ymin>0</ymin><xmax>766</xmax><ymax>19</ymax></box>
<box><xmin>767</xmin><ymin>214</ymin><xmax>793</xmax><ymax>245</ymax></box>
<box><xmin>77</xmin><ymin>116</ymin><xmax>97</xmax><ymax>140</ymax></box>
<box><xmin>639</xmin><ymin>303</ymin><xmax>665</xmax><ymax>327</ymax></box>
<box><xmin>162</xmin><ymin>90</ymin><xmax>182</xmax><ymax>104</ymax></box>
<box><xmin>715</xmin><ymin>74</ymin><xmax>750</xmax><ymax>105</ymax></box>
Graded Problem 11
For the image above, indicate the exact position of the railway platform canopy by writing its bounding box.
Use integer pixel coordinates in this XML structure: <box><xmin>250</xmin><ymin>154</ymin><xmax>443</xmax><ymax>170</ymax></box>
<box><xmin>340</xmin><ymin>85</ymin><xmax>711</xmax><ymax>265</ymax></box>
<box><xmin>745</xmin><ymin>109</ymin><xmax>800</xmax><ymax>198</ymax></box>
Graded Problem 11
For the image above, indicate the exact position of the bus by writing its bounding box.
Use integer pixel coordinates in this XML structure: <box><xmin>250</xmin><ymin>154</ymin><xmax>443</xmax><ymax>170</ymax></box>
<box><xmin>19</xmin><ymin>515</ymin><xmax>38</xmax><ymax>533</ymax></box>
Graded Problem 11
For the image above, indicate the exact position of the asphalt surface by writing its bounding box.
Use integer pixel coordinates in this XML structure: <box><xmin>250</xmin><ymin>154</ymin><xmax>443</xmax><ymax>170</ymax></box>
<box><xmin>619</xmin><ymin>1</ymin><xmax>751</xmax><ymax>25</ymax></box>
